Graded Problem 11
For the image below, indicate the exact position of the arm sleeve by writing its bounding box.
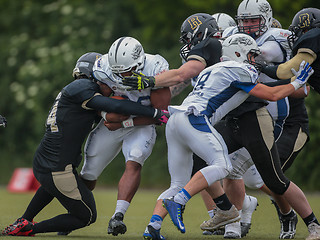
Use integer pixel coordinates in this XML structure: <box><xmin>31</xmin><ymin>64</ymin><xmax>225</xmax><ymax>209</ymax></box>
<box><xmin>86</xmin><ymin>95</ymin><xmax>156</xmax><ymax>117</ymax></box>
<box><xmin>261</xmin><ymin>65</ymin><xmax>280</xmax><ymax>79</ymax></box>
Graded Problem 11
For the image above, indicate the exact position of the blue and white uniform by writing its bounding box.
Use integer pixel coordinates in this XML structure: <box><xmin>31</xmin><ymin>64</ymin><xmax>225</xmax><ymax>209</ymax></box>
<box><xmin>81</xmin><ymin>53</ymin><xmax>169</xmax><ymax>180</ymax></box>
<box><xmin>158</xmin><ymin>61</ymin><xmax>259</xmax><ymax>200</ymax></box>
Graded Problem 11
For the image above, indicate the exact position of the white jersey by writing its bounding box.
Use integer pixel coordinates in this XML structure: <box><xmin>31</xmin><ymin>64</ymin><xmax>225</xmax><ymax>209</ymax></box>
<box><xmin>169</xmin><ymin>61</ymin><xmax>259</xmax><ymax>125</ymax></box>
<box><xmin>222</xmin><ymin>26</ymin><xmax>291</xmax><ymax>139</ymax></box>
<box><xmin>92</xmin><ymin>53</ymin><xmax>169</xmax><ymax>106</ymax></box>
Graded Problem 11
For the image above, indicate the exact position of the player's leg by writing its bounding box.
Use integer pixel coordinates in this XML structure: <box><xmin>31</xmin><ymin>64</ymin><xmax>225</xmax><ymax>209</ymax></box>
<box><xmin>3</xmin><ymin>166</ymin><xmax>97</xmax><ymax>236</ymax></box>
<box><xmin>109</xmin><ymin>125</ymin><xmax>156</xmax><ymax>236</ymax></box>
<box><xmin>242</xmin><ymin>108</ymin><xmax>320</xmax><ymax>240</ymax></box>
<box><xmin>144</xmin><ymin>112</ymin><xmax>193</xmax><ymax>239</ymax></box>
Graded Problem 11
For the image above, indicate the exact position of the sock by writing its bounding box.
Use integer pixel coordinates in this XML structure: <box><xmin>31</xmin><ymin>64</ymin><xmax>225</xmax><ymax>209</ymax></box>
<box><xmin>281</xmin><ymin>209</ymin><xmax>295</xmax><ymax>218</ymax></box>
<box><xmin>208</xmin><ymin>209</ymin><xmax>214</xmax><ymax>218</ymax></box>
<box><xmin>113</xmin><ymin>200</ymin><xmax>130</xmax><ymax>218</ymax></box>
<box><xmin>149</xmin><ymin>215</ymin><xmax>163</xmax><ymax>230</ymax></box>
<box><xmin>214</xmin><ymin>193</ymin><xmax>232</xmax><ymax>210</ymax></box>
<box><xmin>173</xmin><ymin>188</ymin><xmax>191</xmax><ymax>205</ymax></box>
<box><xmin>303</xmin><ymin>212</ymin><xmax>319</xmax><ymax>227</ymax></box>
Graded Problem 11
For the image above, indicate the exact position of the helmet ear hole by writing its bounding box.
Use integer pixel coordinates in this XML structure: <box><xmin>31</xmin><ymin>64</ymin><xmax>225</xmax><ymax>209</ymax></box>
<box><xmin>235</xmin><ymin>52</ymin><xmax>241</xmax><ymax>57</ymax></box>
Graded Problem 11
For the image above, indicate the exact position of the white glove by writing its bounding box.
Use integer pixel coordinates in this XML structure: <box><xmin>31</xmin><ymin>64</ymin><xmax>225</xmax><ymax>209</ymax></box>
<box><xmin>290</xmin><ymin>60</ymin><xmax>314</xmax><ymax>90</ymax></box>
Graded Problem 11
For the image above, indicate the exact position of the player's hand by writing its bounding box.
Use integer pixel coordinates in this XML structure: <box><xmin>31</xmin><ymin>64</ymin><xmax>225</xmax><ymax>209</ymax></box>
<box><xmin>154</xmin><ymin>109</ymin><xmax>170</xmax><ymax>124</ymax></box>
<box><xmin>122</xmin><ymin>71</ymin><xmax>155</xmax><ymax>90</ymax></box>
<box><xmin>291</xmin><ymin>60</ymin><xmax>314</xmax><ymax>87</ymax></box>
<box><xmin>104</xmin><ymin>112</ymin><xmax>129</xmax><ymax>123</ymax></box>
<box><xmin>0</xmin><ymin>115</ymin><xmax>7</xmax><ymax>127</ymax></box>
<box><xmin>103</xmin><ymin>121</ymin><xmax>122</xmax><ymax>131</ymax></box>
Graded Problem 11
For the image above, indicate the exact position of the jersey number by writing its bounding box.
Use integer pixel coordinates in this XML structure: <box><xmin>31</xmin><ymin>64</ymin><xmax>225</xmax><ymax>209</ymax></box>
<box><xmin>46</xmin><ymin>92</ymin><xmax>62</xmax><ymax>132</ymax></box>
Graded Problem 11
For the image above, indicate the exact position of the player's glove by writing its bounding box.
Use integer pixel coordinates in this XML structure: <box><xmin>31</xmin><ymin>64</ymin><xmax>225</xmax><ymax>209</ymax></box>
<box><xmin>0</xmin><ymin>115</ymin><xmax>7</xmax><ymax>127</ymax></box>
<box><xmin>154</xmin><ymin>109</ymin><xmax>170</xmax><ymax>124</ymax></box>
<box><xmin>290</xmin><ymin>60</ymin><xmax>314</xmax><ymax>90</ymax></box>
<box><xmin>122</xmin><ymin>71</ymin><xmax>155</xmax><ymax>90</ymax></box>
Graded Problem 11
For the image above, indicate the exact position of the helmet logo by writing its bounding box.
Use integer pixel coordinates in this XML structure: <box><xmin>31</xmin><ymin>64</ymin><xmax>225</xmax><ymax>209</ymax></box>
<box><xmin>298</xmin><ymin>13</ymin><xmax>311</xmax><ymax>28</ymax></box>
<box><xmin>258</xmin><ymin>3</ymin><xmax>270</xmax><ymax>14</ymax></box>
<box><xmin>132</xmin><ymin>44</ymin><xmax>143</xmax><ymax>60</ymax></box>
<box><xmin>188</xmin><ymin>16</ymin><xmax>203</xmax><ymax>30</ymax></box>
<box><xmin>230</xmin><ymin>36</ymin><xmax>253</xmax><ymax>46</ymax></box>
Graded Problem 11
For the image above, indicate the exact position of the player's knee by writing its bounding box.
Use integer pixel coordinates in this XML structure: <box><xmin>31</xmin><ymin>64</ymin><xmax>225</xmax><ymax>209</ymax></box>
<box><xmin>264</xmin><ymin>180</ymin><xmax>290</xmax><ymax>195</ymax></box>
<box><xmin>127</xmin><ymin>148</ymin><xmax>146</xmax><ymax>165</ymax></box>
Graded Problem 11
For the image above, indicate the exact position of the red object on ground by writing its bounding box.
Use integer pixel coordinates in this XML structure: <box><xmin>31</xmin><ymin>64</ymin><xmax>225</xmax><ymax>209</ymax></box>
<box><xmin>7</xmin><ymin>168</ymin><xmax>40</xmax><ymax>192</ymax></box>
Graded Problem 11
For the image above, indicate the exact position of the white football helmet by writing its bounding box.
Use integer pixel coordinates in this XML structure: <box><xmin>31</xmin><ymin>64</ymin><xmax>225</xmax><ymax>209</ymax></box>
<box><xmin>212</xmin><ymin>13</ymin><xmax>236</xmax><ymax>36</ymax></box>
<box><xmin>108</xmin><ymin>37</ymin><xmax>145</xmax><ymax>74</ymax></box>
<box><xmin>221</xmin><ymin>33</ymin><xmax>260</xmax><ymax>64</ymax></box>
<box><xmin>236</xmin><ymin>0</ymin><xmax>273</xmax><ymax>38</ymax></box>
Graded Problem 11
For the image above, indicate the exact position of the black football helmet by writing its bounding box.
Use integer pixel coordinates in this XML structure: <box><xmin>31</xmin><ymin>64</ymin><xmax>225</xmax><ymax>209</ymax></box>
<box><xmin>288</xmin><ymin>8</ymin><xmax>320</xmax><ymax>48</ymax></box>
<box><xmin>72</xmin><ymin>52</ymin><xmax>102</xmax><ymax>79</ymax></box>
<box><xmin>179</xmin><ymin>13</ymin><xmax>219</xmax><ymax>61</ymax></box>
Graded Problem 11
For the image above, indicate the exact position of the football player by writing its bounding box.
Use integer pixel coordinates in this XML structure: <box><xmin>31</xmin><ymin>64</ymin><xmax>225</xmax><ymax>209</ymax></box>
<box><xmin>215</xmin><ymin>0</ymin><xmax>310</xmax><ymax>238</ymax></box>
<box><xmin>79</xmin><ymin>37</ymin><xmax>171</xmax><ymax>237</ymax></box>
<box><xmin>260</xmin><ymin>8</ymin><xmax>320</xmax><ymax>238</ymax></box>
<box><xmin>1</xmin><ymin>52</ymin><xmax>169</xmax><ymax>237</ymax></box>
<box><xmin>162</xmin><ymin>33</ymin><xmax>315</xmax><ymax>240</ymax></box>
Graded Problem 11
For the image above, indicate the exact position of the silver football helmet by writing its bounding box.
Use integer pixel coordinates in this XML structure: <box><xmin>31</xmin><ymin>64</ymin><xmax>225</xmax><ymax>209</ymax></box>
<box><xmin>212</xmin><ymin>13</ymin><xmax>236</xmax><ymax>36</ymax></box>
<box><xmin>236</xmin><ymin>0</ymin><xmax>273</xmax><ymax>38</ymax></box>
<box><xmin>221</xmin><ymin>33</ymin><xmax>260</xmax><ymax>64</ymax></box>
<box><xmin>108</xmin><ymin>37</ymin><xmax>145</xmax><ymax>74</ymax></box>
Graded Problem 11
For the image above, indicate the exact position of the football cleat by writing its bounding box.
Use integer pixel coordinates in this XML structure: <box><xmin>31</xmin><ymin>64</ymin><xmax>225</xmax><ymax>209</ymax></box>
<box><xmin>143</xmin><ymin>225</ymin><xmax>166</xmax><ymax>240</ymax></box>
<box><xmin>306</xmin><ymin>222</ymin><xmax>320</xmax><ymax>240</ymax></box>
<box><xmin>200</xmin><ymin>205</ymin><xmax>240</xmax><ymax>231</ymax></box>
<box><xmin>2</xmin><ymin>218</ymin><xmax>34</xmax><ymax>236</ymax></box>
<box><xmin>107</xmin><ymin>212</ymin><xmax>127</xmax><ymax>236</ymax></box>
<box><xmin>162</xmin><ymin>198</ymin><xmax>186</xmax><ymax>233</ymax></box>
<box><xmin>224</xmin><ymin>221</ymin><xmax>241</xmax><ymax>239</ymax></box>
<box><xmin>279</xmin><ymin>211</ymin><xmax>298</xmax><ymax>239</ymax></box>
<box><xmin>241</xmin><ymin>195</ymin><xmax>258</xmax><ymax>237</ymax></box>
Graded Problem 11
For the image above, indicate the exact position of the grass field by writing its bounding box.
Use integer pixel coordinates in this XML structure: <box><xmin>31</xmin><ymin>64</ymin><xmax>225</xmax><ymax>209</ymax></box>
<box><xmin>0</xmin><ymin>186</ymin><xmax>319</xmax><ymax>240</ymax></box>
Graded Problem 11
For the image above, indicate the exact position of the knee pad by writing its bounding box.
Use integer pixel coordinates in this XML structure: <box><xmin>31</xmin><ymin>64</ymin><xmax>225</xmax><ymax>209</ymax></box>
<box><xmin>158</xmin><ymin>186</ymin><xmax>183</xmax><ymax>200</ymax></box>
<box><xmin>243</xmin><ymin>166</ymin><xmax>264</xmax><ymax>189</ymax></box>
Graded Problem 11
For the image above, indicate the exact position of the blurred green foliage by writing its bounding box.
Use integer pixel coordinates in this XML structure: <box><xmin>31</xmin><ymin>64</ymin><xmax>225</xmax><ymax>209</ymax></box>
<box><xmin>0</xmin><ymin>0</ymin><xmax>319</xmax><ymax>190</ymax></box>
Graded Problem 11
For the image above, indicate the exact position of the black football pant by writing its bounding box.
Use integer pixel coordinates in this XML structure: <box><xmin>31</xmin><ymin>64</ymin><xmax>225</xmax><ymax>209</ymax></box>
<box><xmin>23</xmin><ymin>166</ymin><xmax>96</xmax><ymax>234</ymax></box>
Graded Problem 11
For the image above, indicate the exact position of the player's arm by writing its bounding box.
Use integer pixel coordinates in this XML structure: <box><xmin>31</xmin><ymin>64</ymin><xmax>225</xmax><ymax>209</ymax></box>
<box><xmin>250</xmin><ymin>61</ymin><xmax>314</xmax><ymax>101</ymax></box>
<box><xmin>169</xmin><ymin>79</ymin><xmax>192</xmax><ymax>98</ymax></box>
<box><xmin>262</xmin><ymin>52</ymin><xmax>316</xmax><ymax>79</ymax></box>
<box><xmin>122</xmin><ymin>60</ymin><xmax>205</xmax><ymax>90</ymax></box>
<box><xmin>154</xmin><ymin>60</ymin><xmax>205</xmax><ymax>87</ymax></box>
<box><xmin>85</xmin><ymin>94</ymin><xmax>168</xmax><ymax>123</ymax></box>
<box><xmin>103</xmin><ymin>88</ymin><xmax>171</xmax><ymax>130</ymax></box>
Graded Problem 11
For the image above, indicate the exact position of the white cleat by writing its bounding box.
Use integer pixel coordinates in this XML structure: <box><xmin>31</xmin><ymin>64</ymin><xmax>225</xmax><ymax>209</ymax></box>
<box><xmin>240</xmin><ymin>195</ymin><xmax>258</xmax><ymax>237</ymax></box>
<box><xmin>224</xmin><ymin>221</ymin><xmax>241</xmax><ymax>239</ymax></box>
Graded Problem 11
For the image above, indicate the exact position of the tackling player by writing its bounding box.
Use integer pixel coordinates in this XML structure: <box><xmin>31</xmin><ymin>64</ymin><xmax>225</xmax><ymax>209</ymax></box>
<box><xmin>1</xmin><ymin>52</ymin><xmax>169</xmax><ymax>237</ymax></box>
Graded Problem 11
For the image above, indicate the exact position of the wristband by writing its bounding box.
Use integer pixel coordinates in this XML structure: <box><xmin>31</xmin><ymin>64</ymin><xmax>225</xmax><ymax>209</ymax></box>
<box><xmin>101</xmin><ymin>111</ymin><xmax>107</xmax><ymax>121</ymax></box>
<box><xmin>121</xmin><ymin>118</ymin><xmax>134</xmax><ymax>128</ymax></box>
<box><xmin>290</xmin><ymin>81</ymin><xmax>301</xmax><ymax>90</ymax></box>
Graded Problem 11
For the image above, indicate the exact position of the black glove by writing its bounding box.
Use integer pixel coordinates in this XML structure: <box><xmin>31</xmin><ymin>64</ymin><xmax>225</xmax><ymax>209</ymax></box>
<box><xmin>0</xmin><ymin>115</ymin><xmax>7</xmax><ymax>127</ymax></box>
<box><xmin>122</xmin><ymin>71</ymin><xmax>156</xmax><ymax>90</ymax></box>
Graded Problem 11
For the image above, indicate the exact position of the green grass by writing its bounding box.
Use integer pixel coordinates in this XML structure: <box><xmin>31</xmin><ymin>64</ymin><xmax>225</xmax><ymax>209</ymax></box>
<box><xmin>0</xmin><ymin>186</ymin><xmax>319</xmax><ymax>239</ymax></box>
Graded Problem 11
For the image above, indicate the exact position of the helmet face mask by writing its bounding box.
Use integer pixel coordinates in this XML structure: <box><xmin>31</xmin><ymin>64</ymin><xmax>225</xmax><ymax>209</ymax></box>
<box><xmin>221</xmin><ymin>33</ymin><xmax>261</xmax><ymax>65</ymax></box>
<box><xmin>108</xmin><ymin>37</ymin><xmax>146</xmax><ymax>75</ymax></box>
<box><xmin>288</xmin><ymin>8</ymin><xmax>320</xmax><ymax>49</ymax></box>
<box><xmin>72</xmin><ymin>52</ymin><xmax>102</xmax><ymax>79</ymax></box>
<box><xmin>236</xmin><ymin>0</ymin><xmax>273</xmax><ymax>39</ymax></box>
<box><xmin>179</xmin><ymin>13</ymin><xmax>219</xmax><ymax>61</ymax></box>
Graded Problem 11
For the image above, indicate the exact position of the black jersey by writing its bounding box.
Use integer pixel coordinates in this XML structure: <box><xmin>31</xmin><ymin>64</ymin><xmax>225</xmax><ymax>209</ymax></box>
<box><xmin>33</xmin><ymin>78</ymin><xmax>157</xmax><ymax>173</ymax></box>
<box><xmin>292</xmin><ymin>28</ymin><xmax>320</xmax><ymax>93</ymax></box>
<box><xmin>33</xmin><ymin>79</ymin><xmax>102</xmax><ymax>173</ymax></box>
<box><xmin>187</xmin><ymin>37</ymin><xmax>222</xmax><ymax>67</ymax></box>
